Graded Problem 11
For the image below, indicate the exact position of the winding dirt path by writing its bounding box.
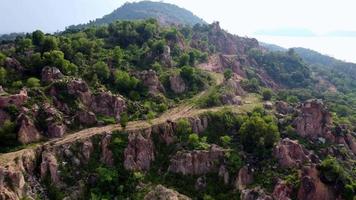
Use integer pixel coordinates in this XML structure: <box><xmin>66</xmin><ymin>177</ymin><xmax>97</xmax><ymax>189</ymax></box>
<box><xmin>0</xmin><ymin>71</ymin><xmax>260</xmax><ymax>166</ymax></box>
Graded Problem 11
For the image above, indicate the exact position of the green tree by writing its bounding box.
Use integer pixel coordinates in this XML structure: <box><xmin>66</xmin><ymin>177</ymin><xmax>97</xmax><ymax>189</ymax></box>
<box><xmin>42</xmin><ymin>36</ymin><xmax>58</xmax><ymax>52</ymax></box>
<box><xmin>120</xmin><ymin>112</ymin><xmax>129</xmax><ymax>129</ymax></box>
<box><xmin>239</xmin><ymin>113</ymin><xmax>280</xmax><ymax>156</ymax></box>
<box><xmin>224</xmin><ymin>69</ymin><xmax>233</xmax><ymax>80</ymax></box>
<box><xmin>16</xmin><ymin>38</ymin><xmax>32</xmax><ymax>53</ymax></box>
<box><xmin>262</xmin><ymin>88</ymin><xmax>273</xmax><ymax>100</ymax></box>
<box><xmin>93</xmin><ymin>61</ymin><xmax>110</xmax><ymax>81</ymax></box>
<box><xmin>26</xmin><ymin>77</ymin><xmax>41</xmax><ymax>88</ymax></box>
<box><xmin>0</xmin><ymin>67</ymin><xmax>7</xmax><ymax>85</ymax></box>
<box><xmin>220</xmin><ymin>135</ymin><xmax>232</xmax><ymax>147</ymax></box>
<box><xmin>32</xmin><ymin>30</ymin><xmax>45</xmax><ymax>46</ymax></box>
<box><xmin>113</xmin><ymin>70</ymin><xmax>139</xmax><ymax>93</ymax></box>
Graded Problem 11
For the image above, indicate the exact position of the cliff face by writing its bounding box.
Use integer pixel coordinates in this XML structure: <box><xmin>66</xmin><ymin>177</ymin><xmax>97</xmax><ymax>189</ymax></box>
<box><xmin>0</xmin><ymin>115</ymin><xmax>212</xmax><ymax>200</ymax></box>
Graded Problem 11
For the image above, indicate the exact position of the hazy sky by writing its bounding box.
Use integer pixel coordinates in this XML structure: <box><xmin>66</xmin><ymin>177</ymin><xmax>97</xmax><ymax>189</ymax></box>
<box><xmin>1</xmin><ymin>0</ymin><xmax>356</xmax><ymax>61</ymax></box>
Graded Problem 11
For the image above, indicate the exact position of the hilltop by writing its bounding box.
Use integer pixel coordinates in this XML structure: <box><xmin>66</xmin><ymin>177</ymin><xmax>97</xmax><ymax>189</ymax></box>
<box><xmin>68</xmin><ymin>1</ymin><xmax>206</xmax><ymax>30</ymax></box>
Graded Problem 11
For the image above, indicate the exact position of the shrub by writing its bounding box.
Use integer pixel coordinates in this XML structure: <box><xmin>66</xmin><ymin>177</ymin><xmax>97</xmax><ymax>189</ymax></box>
<box><xmin>239</xmin><ymin>111</ymin><xmax>280</xmax><ymax>157</ymax></box>
<box><xmin>224</xmin><ymin>69</ymin><xmax>233</xmax><ymax>80</ymax></box>
<box><xmin>262</xmin><ymin>88</ymin><xmax>273</xmax><ymax>100</ymax></box>
<box><xmin>26</xmin><ymin>77</ymin><xmax>41</xmax><ymax>88</ymax></box>
<box><xmin>120</xmin><ymin>112</ymin><xmax>129</xmax><ymax>129</ymax></box>
<box><xmin>220</xmin><ymin>135</ymin><xmax>232</xmax><ymax>147</ymax></box>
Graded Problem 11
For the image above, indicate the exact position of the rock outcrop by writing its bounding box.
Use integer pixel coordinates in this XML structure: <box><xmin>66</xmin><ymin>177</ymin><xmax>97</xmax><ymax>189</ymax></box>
<box><xmin>294</xmin><ymin>99</ymin><xmax>332</xmax><ymax>139</ymax></box>
<box><xmin>273</xmin><ymin>138</ymin><xmax>314</xmax><ymax>168</ymax></box>
<box><xmin>4</xmin><ymin>57</ymin><xmax>23</xmax><ymax>72</ymax></box>
<box><xmin>240</xmin><ymin>187</ymin><xmax>273</xmax><ymax>200</ymax></box>
<box><xmin>41</xmin><ymin>66</ymin><xmax>63</xmax><ymax>83</ymax></box>
<box><xmin>124</xmin><ymin>129</ymin><xmax>154</xmax><ymax>171</ymax></box>
<box><xmin>17</xmin><ymin>114</ymin><xmax>41</xmax><ymax>144</ymax></box>
<box><xmin>275</xmin><ymin>101</ymin><xmax>292</xmax><ymax>115</ymax></box>
<box><xmin>272</xmin><ymin>180</ymin><xmax>292</xmax><ymax>200</ymax></box>
<box><xmin>168</xmin><ymin>145</ymin><xmax>224</xmax><ymax>175</ymax></box>
<box><xmin>297</xmin><ymin>165</ymin><xmax>336</xmax><ymax>200</ymax></box>
<box><xmin>0</xmin><ymin>89</ymin><xmax>28</xmax><ymax>109</ymax></box>
<box><xmin>144</xmin><ymin>185</ymin><xmax>191</xmax><ymax>200</ymax></box>
<box><xmin>235</xmin><ymin>166</ymin><xmax>253</xmax><ymax>190</ymax></box>
<box><xmin>136</xmin><ymin>70</ymin><xmax>165</xmax><ymax>95</ymax></box>
<box><xmin>40</xmin><ymin>151</ymin><xmax>60</xmax><ymax>184</ymax></box>
<box><xmin>89</xmin><ymin>91</ymin><xmax>126</xmax><ymax>121</ymax></box>
<box><xmin>169</xmin><ymin>75</ymin><xmax>186</xmax><ymax>94</ymax></box>
<box><xmin>100</xmin><ymin>134</ymin><xmax>114</xmax><ymax>166</ymax></box>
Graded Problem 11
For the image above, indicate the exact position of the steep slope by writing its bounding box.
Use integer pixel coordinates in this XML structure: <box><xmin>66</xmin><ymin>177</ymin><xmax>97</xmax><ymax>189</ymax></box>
<box><xmin>68</xmin><ymin>1</ymin><xmax>206</xmax><ymax>30</ymax></box>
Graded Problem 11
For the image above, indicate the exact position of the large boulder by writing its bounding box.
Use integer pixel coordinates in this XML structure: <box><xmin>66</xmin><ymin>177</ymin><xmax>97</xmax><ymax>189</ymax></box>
<box><xmin>275</xmin><ymin>101</ymin><xmax>292</xmax><ymax>115</ymax></box>
<box><xmin>136</xmin><ymin>70</ymin><xmax>165</xmax><ymax>95</ymax></box>
<box><xmin>4</xmin><ymin>57</ymin><xmax>23</xmax><ymax>72</ymax></box>
<box><xmin>0</xmin><ymin>89</ymin><xmax>28</xmax><ymax>109</ymax></box>
<box><xmin>76</xmin><ymin>109</ymin><xmax>97</xmax><ymax>127</ymax></box>
<box><xmin>272</xmin><ymin>180</ymin><xmax>292</xmax><ymax>200</ymax></box>
<box><xmin>294</xmin><ymin>99</ymin><xmax>332</xmax><ymax>139</ymax></box>
<box><xmin>41</xmin><ymin>66</ymin><xmax>63</xmax><ymax>83</ymax></box>
<box><xmin>235</xmin><ymin>166</ymin><xmax>254</xmax><ymax>190</ymax></box>
<box><xmin>168</xmin><ymin>145</ymin><xmax>225</xmax><ymax>175</ymax></box>
<box><xmin>144</xmin><ymin>185</ymin><xmax>191</xmax><ymax>200</ymax></box>
<box><xmin>273</xmin><ymin>138</ymin><xmax>314</xmax><ymax>168</ymax></box>
<box><xmin>297</xmin><ymin>165</ymin><xmax>336</xmax><ymax>200</ymax></box>
<box><xmin>124</xmin><ymin>129</ymin><xmax>154</xmax><ymax>171</ymax></box>
<box><xmin>89</xmin><ymin>91</ymin><xmax>126</xmax><ymax>121</ymax></box>
<box><xmin>169</xmin><ymin>75</ymin><xmax>186</xmax><ymax>94</ymax></box>
<box><xmin>17</xmin><ymin>114</ymin><xmax>42</xmax><ymax>144</ymax></box>
<box><xmin>41</xmin><ymin>103</ymin><xmax>66</xmax><ymax>138</ymax></box>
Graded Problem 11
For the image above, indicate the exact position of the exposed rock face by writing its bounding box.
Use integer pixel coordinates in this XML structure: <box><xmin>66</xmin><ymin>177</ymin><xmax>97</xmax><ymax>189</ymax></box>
<box><xmin>273</xmin><ymin>138</ymin><xmax>313</xmax><ymax>168</ymax></box>
<box><xmin>41</xmin><ymin>66</ymin><xmax>63</xmax><ymax>83</ymax></box>
<box><xmin>275</xmin><ymin>101</ymin><xmax>292</xmax><ymax>115</ymax></box>
<box><xmin>4</xmin><ymin>57</ymin><xmax>23</xmax><ymax>72</ymax></box>
<box><xmin>41</xmin><ymin>103</ymin><xmax>66</xmax><ymax>138</ymax></box>
<box><xmin>161</xmin><ymin>45</ymin><xmax>172</xmax><ymax>67</ymax></box>
<box><xmin>124</xmin><ymin>129</ymin><xmax>154</xmax><ymax>171</ymax></box>
<box><xmin>168</xmin><ymin>145</ymin><xmax>224</xmax><ymax>175</ymax></box>
<box><xmin>17</xmin><ymin>114</ymin><xmax>41</xmax><ymax>144</ymax></box>
<box><xmin>89</xmin><ymin>91</ymin><xmax>126</xmax><ymax>121</ymax></box>
<box><xmin>81</xmin><ymin>140</ymin><xmax>94</xmax><ymax>163</ymax></box>
<box><xmin>40</xmin><ymin>151</ymin><xmax>60</xmax><ymax>184</ymax></box>
<box><xmin>206</xmin><ymin>22</ymin><xmax>259</xmax><ymax>56</ymax></box>
<box><xmin>76</xmin><ymin>110</ymin><xmax>97</xmax><ymax>126</ymax></box>
<box><xmin>152</xmin><ymin>121</ymin><xmax>176</xmax><ymax>145</ymax></box>
<box><xmin>100</xmin><ymin>134</ymin><xmax>114</xmax><ymax>166</ymax></box>
<box><xmin>297</xmin><ymin>165</ymin><xmax>336</xmax><ymax>200</ymax></box>
<box><xmin>189</xmin><ymin>116</ymin><xmax>209</xmax><ymax>134</ymax></box>
<box><xmin>0</xmin><ymin>110</ymin><xmax>10</xmax><ymax>125</ymax></box>
<box><xmin>294</xmin><ymin>99</ymin><xmax>332</xmax><ymax>139</ymax></box>
<box><xmin>272</xmin><ymin>180</ymin><xmax>292</xmax><ymax>200</ymax></box>
<box><xmin>345</xmin><ymin>133</ymin><xmax>356</xmax><ymax>154</ymax></box>
<box><xmin>169</xmin><ymin>75</ymin><xmax>186</xmax><ymax>94</ymax></box>
<box><xmin>0</xmin><ymin>89</ymin><xmax>28</xmax><ymax>109</ymax></box>
<box><xmin>218</xmin><ymin>165</ymin><xmax>229</xmax><ymax>184</ymax></box>
<box><xmin>144</xmin><ymin>185</ymin><xmax>191</xmax><ymax>200</ymax></box>
<box><xmin>137</xmin><ymin>70</ymin><xmax>165</xmax><ymax>95</ymax></box>
<box><xmin>235</xmin><ymin>166</ymin><xmax>253</xmax><ymax>190</ymax></box>
<box><xmin>240</xmin><ymin>187</ymin><xmax>273</xmax><ymax>200</ymax></box>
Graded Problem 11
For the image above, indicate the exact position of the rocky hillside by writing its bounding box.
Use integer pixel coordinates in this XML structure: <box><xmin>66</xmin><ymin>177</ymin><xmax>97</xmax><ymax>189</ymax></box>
<box><xmin>0</xmin><ymin>5</ymin><xmax>355</xmax><ymax>200</ymax></box>
<box><xmin>68</xmin><ymin>1</ymin><xmax>206</xmax><ymax>30</ymax></box>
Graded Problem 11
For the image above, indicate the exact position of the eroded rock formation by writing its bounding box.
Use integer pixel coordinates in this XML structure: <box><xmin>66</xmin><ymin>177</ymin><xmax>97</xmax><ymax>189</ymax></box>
<box><xmin>168</xmin><ymin>145</ymin><xmax>224</xmax><ymax>175</ymax></box>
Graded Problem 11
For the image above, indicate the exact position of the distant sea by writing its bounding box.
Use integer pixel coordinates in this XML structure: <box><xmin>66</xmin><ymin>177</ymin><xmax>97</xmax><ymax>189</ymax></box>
<box><xmin>253</xmin><ymin>35</ymin><xmax>356</xmax><ymax>63</ymax></box>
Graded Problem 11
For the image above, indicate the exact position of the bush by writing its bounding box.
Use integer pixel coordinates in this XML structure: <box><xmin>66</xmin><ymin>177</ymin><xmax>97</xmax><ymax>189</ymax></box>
<box><xmin>0</xmin><ymin>67</ymin><xmax>7</xmax><ymax>85</ymax></box>
<box><xmin>26</xmin><ymin>77</ymin><xmax>41</xmax><ymax>88</ymax></box>
<box><xmin>220</xmin><ymin>135</ymin><xmax>232</xmax><ymax>147</ymax></box>
<box><xmin>239</xmin><ymin>110</ymin><xmax>280</xmax><ymax>157</ymax></box>
<box><xmin>120</xmin><ymin>112</ymin><xmax>129</xmax><ymax>129</ymax></box>
<box><xmin>93</xmin><ymin>61</ymin><xmax>110</xmax><ymax>81</ymax></box>
<box><xmin>224</xmin><ymin>69</ymin><xmax>233</xmax><ymax>80</ymax></box>
<box><xmin>262</xmin><ymin>88</ymin><xmax>273</xmax><ymax>100</ymax></box>
<box><xmin>113</xmin><ymin>70</ymin><xmax>140</xmax><ymax>93</ymax></box>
